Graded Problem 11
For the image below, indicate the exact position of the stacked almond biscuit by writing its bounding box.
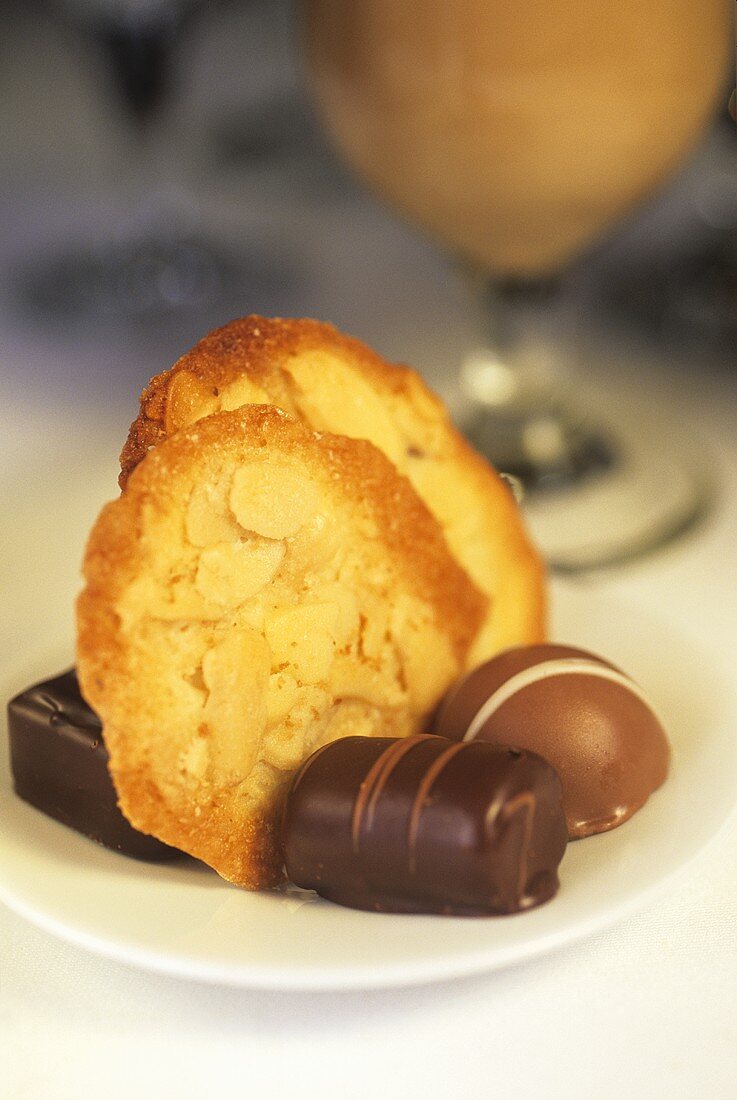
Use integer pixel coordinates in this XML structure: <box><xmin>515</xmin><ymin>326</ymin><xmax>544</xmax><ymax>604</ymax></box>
<box><xmin>77</xmin><ymin>317</ymin><xmax>545</xmax><ymax>888</ymax></box>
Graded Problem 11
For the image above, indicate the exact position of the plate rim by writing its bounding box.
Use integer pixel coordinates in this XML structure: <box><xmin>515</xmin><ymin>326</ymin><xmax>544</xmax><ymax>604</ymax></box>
<box><xmin>2</xmin><ymin>585</ymin><xmax>737</xmax><ymax>991</ymax></box>
<box><xmin>2</xmin><ymin>805</ymin><xmax>735</xmax><ymax>991</ymax></box>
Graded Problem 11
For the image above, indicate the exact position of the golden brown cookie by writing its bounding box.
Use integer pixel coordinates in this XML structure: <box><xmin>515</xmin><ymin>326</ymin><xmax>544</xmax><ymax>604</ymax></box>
<box><xmin>120</xmin><ymin>316</ymin><xmax>545</xmax><ymax>664</ymax></box>
<box><xmin>78</xmin><ymin>405</ymin><xmax>485</xmax><ymax>888</ymax></box>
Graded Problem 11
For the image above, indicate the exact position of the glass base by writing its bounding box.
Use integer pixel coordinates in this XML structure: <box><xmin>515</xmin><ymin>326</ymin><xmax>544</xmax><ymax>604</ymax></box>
<box><xmin>460</xmin><ymin>401</ymin><xmax>616</xmax><ymax>494</ymax></box>
<box><xmin>461</xmin><ymin>401</ymin><xmax>715</xmax><ymax>573</ymax></box>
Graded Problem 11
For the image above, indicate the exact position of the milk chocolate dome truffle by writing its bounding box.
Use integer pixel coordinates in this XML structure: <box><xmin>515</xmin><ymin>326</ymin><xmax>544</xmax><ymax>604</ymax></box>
<box><xmin>434</xmin><ymin>644</ymin><xmax>670</xmax><ymax>839</ymax></box>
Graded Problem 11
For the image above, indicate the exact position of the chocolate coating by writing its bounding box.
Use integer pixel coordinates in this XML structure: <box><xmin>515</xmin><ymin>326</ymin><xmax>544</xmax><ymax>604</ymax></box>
<box><xmin>8</xmin><ymin>669</ymin><xmax>182</xmax><ymax>861</ymax></box>
<box><xmin>282</xmin><ymin>734</ymin><xmax>567</xmax><ymax>915</ymax></box>
<box><xmin>434</xmin><ymin>644</ymin><xmax>671</xmax><ymax>839</ymax></box>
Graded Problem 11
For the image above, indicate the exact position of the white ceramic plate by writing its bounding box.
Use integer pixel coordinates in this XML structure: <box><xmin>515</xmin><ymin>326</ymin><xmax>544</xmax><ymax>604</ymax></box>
<box><xmin>1</xmin><ymin>583</ymin><xmax>736</xmax><ymax>990</ymax></box>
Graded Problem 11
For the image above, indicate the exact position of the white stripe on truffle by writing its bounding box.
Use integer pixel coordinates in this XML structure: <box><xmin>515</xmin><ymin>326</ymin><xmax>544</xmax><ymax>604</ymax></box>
<box><xmin>462</xmin><ymin>659</ymin><xmax>653</xmax><ymax>742</ymax></box>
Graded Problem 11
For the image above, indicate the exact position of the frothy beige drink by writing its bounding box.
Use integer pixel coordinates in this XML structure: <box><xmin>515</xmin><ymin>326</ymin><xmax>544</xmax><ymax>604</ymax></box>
<box><xmin>305</xmin><ymin>1</ymin><xmax>731</xmax><ymax>275</ymax></box>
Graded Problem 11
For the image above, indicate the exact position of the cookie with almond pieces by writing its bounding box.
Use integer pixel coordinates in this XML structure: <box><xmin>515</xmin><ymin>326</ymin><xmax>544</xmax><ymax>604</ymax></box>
<box><xmin>120</xmin><ymin>316</ymin><xmax>545</xmax><ymax>664</ymax></box>
<box><xmin>78</xmin><ymin>405</ymin><xmax>485</xmax><ymax>888</ymax></box>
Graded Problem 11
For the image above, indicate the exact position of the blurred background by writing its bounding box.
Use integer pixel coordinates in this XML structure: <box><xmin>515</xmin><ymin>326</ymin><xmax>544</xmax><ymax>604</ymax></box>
<box><xmin>0</xmin><ymin>0</ymin><xmax>733</xmax><ymax>387</ymax></box>
<box><xmin>0</xmin><ymin>0</ymin><xmax>735</xmax><ymax>579</ymax></box>
<box><xmin>4</xmin><ymin>0</ymin><xmax>492</xmax><ymax>398</ymax></box>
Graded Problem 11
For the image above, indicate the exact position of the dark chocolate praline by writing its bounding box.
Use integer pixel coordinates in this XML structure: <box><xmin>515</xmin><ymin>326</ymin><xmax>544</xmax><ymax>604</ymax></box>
<box><xmin>434</xmin><ymin>644</ymin><xmax>671</xmax><ymax>839</ymax></box>
<box><xmin>8</xmin><ymin>669</ymin><xmax>182</xmax><ymax>861</ymax></box>
<box><xmin>282</xmin><ymin>734</ymin><xmax>567</xmax><ymax>916</ymax></box>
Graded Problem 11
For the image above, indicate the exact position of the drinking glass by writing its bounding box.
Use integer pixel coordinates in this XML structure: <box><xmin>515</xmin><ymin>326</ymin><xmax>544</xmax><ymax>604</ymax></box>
<box><xmin>21</xmin><ymin>0</ymin><xmax>238</xmax><ymax>320</ymax></box>
<box><xmin>303</xmin><ymin>0</ymin><xmax>731</xmax><ymax>570</ymax></box>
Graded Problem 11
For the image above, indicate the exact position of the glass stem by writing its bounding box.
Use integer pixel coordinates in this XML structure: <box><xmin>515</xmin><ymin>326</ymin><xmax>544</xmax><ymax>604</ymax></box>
<box><xmin>461</xmin><ymin>271</ymin><xmax>563</xmax><ymax>410</ymax></box>
<box><xmin>459</xmin><ymin>272</ymin><xmax>614</xmax><ymax>492</ymax></box>
<box><xmin>95</xmin><ymin>3</ymin><xmax>200</xmax><ymax>234</ymax></box>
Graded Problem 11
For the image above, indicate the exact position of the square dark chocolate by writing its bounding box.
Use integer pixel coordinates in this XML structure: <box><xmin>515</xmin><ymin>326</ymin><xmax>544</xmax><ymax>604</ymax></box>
<box><xmin>8</xmin><ymin>669</ymin><xmax>181</xmax><ymax>861</ymax></box>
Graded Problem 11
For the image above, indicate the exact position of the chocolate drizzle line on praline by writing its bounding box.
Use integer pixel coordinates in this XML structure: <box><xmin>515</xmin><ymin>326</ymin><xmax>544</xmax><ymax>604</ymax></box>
<box><xmin>351</xmin><ymin>735</ymin><xmax>427</xmax><ymax>852</ymax></box>
<box><xmin>498</xmin><ymin>790</ymin><xmax>536</xmax><ymax>903</ymax></box>
<box><xmin>462</xmin><ymin>657</ymin><xmax>656</xmax><ymax>741</ymax></box>
<box><xmin>406</xmin><ymin>740</ymin><xmax>466</xmax><ymax>873</ymax></box>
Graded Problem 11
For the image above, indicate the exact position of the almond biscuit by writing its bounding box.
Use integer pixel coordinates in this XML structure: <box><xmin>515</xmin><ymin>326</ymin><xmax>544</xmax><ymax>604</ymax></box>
<box><xmin>78</xmin><ymin>405</ymin><xmax>485</xmax><ymax>888</ymax></box>
<box><xmin>120</xmin><ymin>316</ymin><xmax>545</xmax><ymax>664</ymax></box>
